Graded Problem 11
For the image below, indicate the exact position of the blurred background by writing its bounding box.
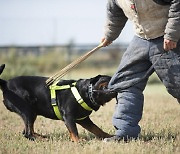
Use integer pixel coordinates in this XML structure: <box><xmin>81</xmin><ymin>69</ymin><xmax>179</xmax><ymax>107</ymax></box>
<box><xmin>0</xmin><ymin>0</ymin><xmax>134</xmax><ymax>45</ymax></box>
<box><xmin>0</xmin><ymin>0</ymin><xmax>159</xmax><ymax>83</ymax></box>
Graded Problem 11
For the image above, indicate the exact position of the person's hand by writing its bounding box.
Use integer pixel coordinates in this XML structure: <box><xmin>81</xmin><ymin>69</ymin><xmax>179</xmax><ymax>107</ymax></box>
<box><xmin>163</xmin><ymin>39</ymin><xmax>177</xmax><ymax>51</ymax></box>
<box><xmin>101</xmin><ymin>38</ymin><xmax>112</xmax><ymax>47</ymax></box>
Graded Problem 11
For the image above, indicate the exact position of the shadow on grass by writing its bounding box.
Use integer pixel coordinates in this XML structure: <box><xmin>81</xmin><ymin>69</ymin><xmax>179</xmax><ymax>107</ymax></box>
<box><xmin>34</xmin><ymin>131</ymin><xmax>98</xmax><ymax>142</ymax></box>
<box><xmin>33</xmin><ymin>129</ymin><xmax>179</xmax><ymax>143</ymax></box>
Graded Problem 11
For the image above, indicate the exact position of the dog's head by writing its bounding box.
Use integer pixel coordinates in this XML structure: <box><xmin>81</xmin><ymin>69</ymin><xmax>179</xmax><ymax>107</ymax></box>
<box><xmin>88</xmin><ymin>75</ymin><xmax>117</xmax><ymax>107</ymax></box>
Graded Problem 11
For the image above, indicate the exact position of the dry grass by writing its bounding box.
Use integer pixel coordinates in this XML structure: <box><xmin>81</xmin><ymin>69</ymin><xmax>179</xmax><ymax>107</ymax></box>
<box><xmin>0</xmin><ymin>84</ymin><xmax>179</xmax><ymax>154</ymax></box>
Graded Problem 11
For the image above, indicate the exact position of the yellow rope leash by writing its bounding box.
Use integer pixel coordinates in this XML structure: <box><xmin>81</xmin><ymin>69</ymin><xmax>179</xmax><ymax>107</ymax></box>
<box><xmin>46</xmin><ymin>43</ymin><xmax>103</xmax><ymax>86</ymax></box>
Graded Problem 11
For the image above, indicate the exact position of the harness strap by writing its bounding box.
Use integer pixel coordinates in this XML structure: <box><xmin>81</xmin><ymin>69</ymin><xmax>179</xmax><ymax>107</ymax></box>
<box><xmin>50</xmin><ymin>85</ymin><xmax>63</xmax><ymax>120</ymax></box>
<box><xmin>71</xmin><ymin>87</ymin><xmax>93</xmax><ymax>111</ymax></box>
<box><xmin>49</xmin><ymin>82</ymin><xmax>93</xmax><ymax>121</ymax></box>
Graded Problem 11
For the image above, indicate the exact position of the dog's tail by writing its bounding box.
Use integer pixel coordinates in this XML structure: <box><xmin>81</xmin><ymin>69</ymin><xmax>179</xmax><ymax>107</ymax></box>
<box><xmin>0</xmin><ymin>64</ymin><xmax>5</xmax><ymax>75</ymax></box>
<box><xmin>0</xmin><ymin>64</ymin><xmax>7</xmax><ymax>90</ymax></box>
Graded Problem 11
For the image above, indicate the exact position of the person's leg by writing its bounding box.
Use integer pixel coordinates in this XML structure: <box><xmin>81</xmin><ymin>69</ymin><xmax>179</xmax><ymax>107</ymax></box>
<box><xmin>106</xmin><ymin>36</ymin><xmax>153</xmax><ymax>141</ymax></box>
<box><xmin>149</xmin><ymin>37</ymin><xmax>180</xmax><ymax>100</ymax></box>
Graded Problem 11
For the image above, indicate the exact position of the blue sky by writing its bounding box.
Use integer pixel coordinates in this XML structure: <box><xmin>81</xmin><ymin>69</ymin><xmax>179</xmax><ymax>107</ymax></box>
<box><xmin>0</xmin><ymin>0</ymin><xmax>134</xmax><ymax>46</ymax></box>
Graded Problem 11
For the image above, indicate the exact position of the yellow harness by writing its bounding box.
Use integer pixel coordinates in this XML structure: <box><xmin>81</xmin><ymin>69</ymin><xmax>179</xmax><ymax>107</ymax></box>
<box><xmin>49</xmin><ymin>82</ymin><xmax>93</xmax><ymax>121</ymax></box>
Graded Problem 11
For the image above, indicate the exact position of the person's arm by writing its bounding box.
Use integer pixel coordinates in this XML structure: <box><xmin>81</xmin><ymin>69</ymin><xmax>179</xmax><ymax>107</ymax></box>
<box><xmin>102</xmin><ymin>0</ymin><xmax>128</xmax><ymax>46</ymax></box>
<box><xmin>164</xmin><ymin>0</ymin><xmax>180</xmax><ymax>51</ymax></box>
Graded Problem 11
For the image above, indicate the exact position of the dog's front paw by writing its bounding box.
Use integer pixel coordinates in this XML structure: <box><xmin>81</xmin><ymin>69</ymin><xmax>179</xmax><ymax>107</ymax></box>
<box><xmin>98</xmin><ymin>133</ymin><xmax>113</xmax><ymax>139</ymax></box>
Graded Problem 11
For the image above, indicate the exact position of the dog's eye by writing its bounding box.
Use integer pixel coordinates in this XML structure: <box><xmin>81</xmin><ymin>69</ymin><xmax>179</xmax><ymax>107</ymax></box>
<box><xmin>98</xmin><ymin>82</ymin><xmax>108</xmax><ymax>89</ymax></box>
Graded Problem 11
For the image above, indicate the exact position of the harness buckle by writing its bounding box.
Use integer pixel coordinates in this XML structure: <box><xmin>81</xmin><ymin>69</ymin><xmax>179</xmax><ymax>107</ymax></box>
<box><xmin>51</xmin><ymin>98</ymin><xmax>57</xmax><ymax>106</ymax></box>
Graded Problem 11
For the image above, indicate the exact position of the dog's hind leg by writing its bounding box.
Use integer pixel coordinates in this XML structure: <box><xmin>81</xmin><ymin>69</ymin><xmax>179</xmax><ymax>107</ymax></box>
<box><xmin>22</xmin><ymin>114</ymin><xmax>48</xmax><ymax>140</ymax></box>
<box><xmin>3</xmin><ymin>90</ymin><xmax>37</xmax><ymax>140</ymax></box>
<box><xmin>22</xmin><ymin>113</ymin><xmax>37</xmax><ymax>140</ymax></box>
<box><xmin>77</xmin><ymin>117</ymin><xmax>112</xmax><ymax>139</ymax></box>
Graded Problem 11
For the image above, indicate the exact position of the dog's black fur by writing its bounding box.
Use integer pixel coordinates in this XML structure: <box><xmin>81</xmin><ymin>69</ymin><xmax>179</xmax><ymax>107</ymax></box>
<box><xmin>0</xmin><ymin>64</ymin><xmax>116</xmax><ymax>142</ymax></box>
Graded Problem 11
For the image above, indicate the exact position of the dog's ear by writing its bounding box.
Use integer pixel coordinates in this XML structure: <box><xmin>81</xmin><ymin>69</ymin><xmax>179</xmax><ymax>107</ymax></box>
<box><xmin>90</xmin><ymin>75</ymin><xmax>111</xmax><ymax>90</ymax></box>
<box><xmin>90</xmin><ymin>75</ymin><xmax>102</xmax><ymax>85</ymax></box>
<box><xmin>0</xmin><ymin>64</ymin><xmax>5</xmax><ymax>75</ymax></box>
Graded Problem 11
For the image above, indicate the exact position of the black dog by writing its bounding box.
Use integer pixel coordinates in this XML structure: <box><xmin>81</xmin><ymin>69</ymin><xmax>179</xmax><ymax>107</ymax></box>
<box><xmin>0</xmin><ymin>64</ymin><xmax>116</xmax><ymax>142</ymax></box>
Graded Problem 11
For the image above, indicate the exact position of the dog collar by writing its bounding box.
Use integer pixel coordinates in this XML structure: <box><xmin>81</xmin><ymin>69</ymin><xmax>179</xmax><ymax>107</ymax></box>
<box><xmin>49</xmin><ymin>82</ymin><xmax>93</xmax><ymax>120</ymax></box>
<box><xmin>88</xmin><ymin>84</ymin><xmax>100</xmax><ymax>107</ymax></box>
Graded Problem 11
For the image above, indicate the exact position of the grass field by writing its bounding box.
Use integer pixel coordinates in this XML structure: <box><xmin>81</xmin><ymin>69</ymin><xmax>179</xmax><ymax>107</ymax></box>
<box><xmin>0</xmin><ymin>83</ymin><xmax>179</xmax><ymax>154</ymax></box>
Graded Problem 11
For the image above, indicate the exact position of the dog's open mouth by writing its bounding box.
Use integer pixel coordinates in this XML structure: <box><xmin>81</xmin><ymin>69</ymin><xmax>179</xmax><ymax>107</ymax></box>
<box><xmin>92</xmin><ymin>88</ymin><xmax>116</xmax><ymax>95</ymax></box>
<box><xmin>89</xmin><ymin>83</ymin><xmax>116</xmax><ymax>95</ymax></box>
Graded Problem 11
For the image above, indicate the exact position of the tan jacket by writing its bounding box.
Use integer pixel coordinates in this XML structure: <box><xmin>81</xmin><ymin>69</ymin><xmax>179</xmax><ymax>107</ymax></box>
<box><xmin>116</xmin><ymin>0</ymin><xmax>169</xmax><ymax>39</ymax></box>
<box><xmin>104</xmin><ymin>0</ymin><xmax>180</xmax><ymax>42</ymax></box>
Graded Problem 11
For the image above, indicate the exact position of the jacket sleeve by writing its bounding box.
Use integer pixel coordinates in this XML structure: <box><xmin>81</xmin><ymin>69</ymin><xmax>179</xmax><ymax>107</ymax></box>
<box><xmin>164</xmin><ymin>0</ymin><xmax>180</xmax><ymax>42</ymax></box>
<box><xmin>104</xmin><ymin>0</ymin><xmax>128</xmax><ymax>41</ymax></box>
